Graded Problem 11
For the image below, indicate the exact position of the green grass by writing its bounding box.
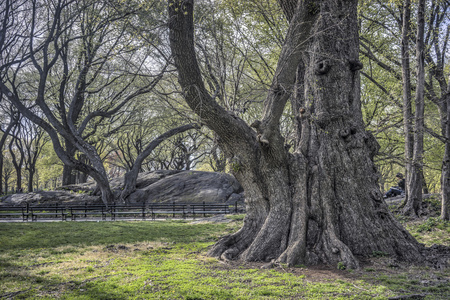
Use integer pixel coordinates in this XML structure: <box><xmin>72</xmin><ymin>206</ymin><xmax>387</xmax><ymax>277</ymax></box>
<box><xmin>0</xmin><ymin>221</ymin><xmax>230</xmax><ymax>250</ymax></box>
<box><xmin>0</xmin><ymin>216</ymin><xmax>449</xmax><ymax>299</ymax></box>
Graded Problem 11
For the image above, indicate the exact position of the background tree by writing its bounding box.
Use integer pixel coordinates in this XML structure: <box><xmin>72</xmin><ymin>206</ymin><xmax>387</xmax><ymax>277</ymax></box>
<box><xmin>359</xmin><ymin>0</ymin><xmax>449</xmax><ymax>218</ymax></box>
<box><xmin>21</xmin><ymin>117</ymin><xmax>48</xmax><ymax>192</ymax></box>
<box><xmin>8</xmin><ymin>123</ymin><xmax>24</xmax><ymax>192</ymax></box>
<box><xmin>119</xmin><ymin>123</ymin><xmax>199</xmax><ymax>202</ymax></box>
<box><xmin>401</xmin><ymin>0</ymin><xmax>413</xmax><ymax>201</ymax></box>
<box><xmin>0</xmin><ymin>0</ymin><xmax>168</xmax><ymax>205</ymax></box>
<box><xmin>403</xmin><ymin>0</ymin><xmax>426</xmax><ymax>217</ymax></box>
<box><xmin>0</xmin><ymin>104</ymin><xmax>19</xmax><ymax>194</ymax></box>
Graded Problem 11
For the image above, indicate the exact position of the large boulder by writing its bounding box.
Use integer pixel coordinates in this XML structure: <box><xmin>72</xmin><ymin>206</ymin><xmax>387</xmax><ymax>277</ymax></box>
<box><xmin>126</xmin><ymin>170</ymin><xmax>243</xmax><ymax>204</ymax></box>
<box><xmin>0</xmin><ymin>190</ymin><xmax>101</xmax><ymax>206</ymax></box>
<box><xmin>0</xmin><ymin>170</ymin><xmax>244</xmax><ymax>206</ymax></box>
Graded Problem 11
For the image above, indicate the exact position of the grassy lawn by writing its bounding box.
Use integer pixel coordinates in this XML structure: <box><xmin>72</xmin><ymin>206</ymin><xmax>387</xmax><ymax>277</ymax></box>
<box><xmin>0</xmin><ymin>213</ymin><xmax>449</xmax><ymax>299</ymax></box>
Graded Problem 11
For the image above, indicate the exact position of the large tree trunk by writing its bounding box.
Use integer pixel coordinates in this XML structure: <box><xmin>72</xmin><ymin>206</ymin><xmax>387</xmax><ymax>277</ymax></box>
<box><xmin>62</xmin><ymin>139</ymin><xmax>77</xmax><ymax>185</ymax></box>
<box><xmin>169</xmin><ymin>0</ymin><xmax>424</xmax><ymax>268</ymax></box>
<box><xmin>403</xmin><ymin>0</ymin><xmax>425</xmax><ymax>217</ymax></box>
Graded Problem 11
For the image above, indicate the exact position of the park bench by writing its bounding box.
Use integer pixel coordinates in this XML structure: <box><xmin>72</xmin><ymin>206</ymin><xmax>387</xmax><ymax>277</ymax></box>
<box><xmin>0</xmin><ymin>206</ymin><xmax>29</xmax><ymax>221</ymax></box>
<box><xmin>111</xmin><ymin>204</ymin><xmax>146</xmax><ymax>221</ymax></box>
<box><xmin>69</xmin><ymin>205</ymin><xmax>108</xmax><ymax>221</ymax></box>
<box><xmin>148</xmin><ymin>203</ymin><xmax>188</xmax><ymax>219</ymax></box>
<box><xmin>30</xmin><ymin>205</ymin><xmax>67</xmax><ymax>221</ymax></box>
<box><xmin>190</xmin><ymin>202</ymin><xmax>230</xmax><ymax>217</ymax></box>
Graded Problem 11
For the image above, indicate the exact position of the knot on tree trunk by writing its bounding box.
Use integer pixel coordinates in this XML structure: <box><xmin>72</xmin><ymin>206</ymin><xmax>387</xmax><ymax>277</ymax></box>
<box><xmin>340</xmin><ymin>126</ymin><xmax>357</xmax><ymax>141</ymax></box>
<box><xmin>250</xmin><ymin>120</ymin><xmax>262</xmax><ymax>132</ymax></box>
<box><xmin>315</xmin><ymin>59</ymin><xmax>331</xmax><ymax>75</ymax></box>
<box><xmin>339</xmin><ymin>128</ymin><xmax>351</xmax><ymax>139</ymax></box>
<box><xmin>348</xmin><ymin>59</ymin><xmax>363</xmax><ymax>72</ymax></box>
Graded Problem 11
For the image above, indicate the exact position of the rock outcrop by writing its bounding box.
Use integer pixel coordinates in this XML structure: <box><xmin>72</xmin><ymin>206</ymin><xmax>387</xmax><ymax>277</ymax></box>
<box><xmin>0</xmin><ymin>170</ymin><xmax>244</xmax><ymax>206</ymax></box>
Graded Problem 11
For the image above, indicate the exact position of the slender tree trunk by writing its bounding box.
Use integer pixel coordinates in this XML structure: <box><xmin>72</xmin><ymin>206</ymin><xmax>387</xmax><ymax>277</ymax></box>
<box><xmin>27</xmin><ymin>170</ymin><xmax>34</xmax><ymax>192</ymax></box>
<box><xmin>404</xmin><ymin>0</ymin><xmax>425</xmax><ymax>217</ymax></box>
<box><xmin>169</xmin><ymin>0</ymin><xmax>424</xmax><ymax>268</ymax></box>
<box><xmin>442</xmin><ymin>91</ymin><xmax>450</xmax><ymax>220</ymax></box>
<box><xmin>401</xmin><ymin>0</ymin><xmax>413</xmax><ymax>201</ymax></box>
<box><xmin>421</xmin><ymin>171</ymin><xmax>428</xmax><ymax>194</ymax></box>
<box><xmin>442</xmin><ymin>140</ymin><xmax>450</xmax><ymax>220</ymax></box>
<box><xmin>4</xmin><ymin>177</ymin><xmax>8</xmax><ymax>194</ymax></box>
<box><xmin>0</xmin><ymin>155</ymin><xmax>3</xmax><ymax>194</ymax></box>
<box><xmin>0</xmin><ymin>115</ymin><xmax>18</xmax><ymax>194</ymax></box>
<box><xmin>9</xmin><ymin>135</ymin><xmax>25</xmax><ymax>192</ymax></box>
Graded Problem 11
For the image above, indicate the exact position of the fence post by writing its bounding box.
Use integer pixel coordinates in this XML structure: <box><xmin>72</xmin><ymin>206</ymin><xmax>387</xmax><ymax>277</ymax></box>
<box><xmin>203</xmin><ymin>201</ymin><xmax>206</xmax><ymax>217</ymax></box>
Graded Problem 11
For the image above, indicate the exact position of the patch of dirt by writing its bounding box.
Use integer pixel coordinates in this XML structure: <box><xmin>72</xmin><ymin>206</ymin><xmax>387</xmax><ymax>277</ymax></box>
<box><xmin>207</xmin><ymin>259</ymin><xmax>358</xmax><ymax>282</ymax></box>
<box><xmin>103</xmin><ymin>244</ymin><xmax>130</xmax><ymax>252</ymax></box>
<box><xmin>190</xmin><ymin>215</ymin><xmax>232</xmax><ymax>224</ymax></box>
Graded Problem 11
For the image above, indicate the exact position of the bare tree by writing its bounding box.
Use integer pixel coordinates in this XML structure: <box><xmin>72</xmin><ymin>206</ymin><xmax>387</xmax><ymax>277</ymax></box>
<box><xmin>0</xmin><ymin>0</ymin><xmax>167</xmax><ymax>205</ymax></box>
<box><xmin>119</xmin><ymin>123</ymin><xmax>199</xmax><ymax>202</ymax></box>
<box><xmin>21</xmin><ymin>117</ymin><xmax>48</xmax><ymax>192</ymax></box>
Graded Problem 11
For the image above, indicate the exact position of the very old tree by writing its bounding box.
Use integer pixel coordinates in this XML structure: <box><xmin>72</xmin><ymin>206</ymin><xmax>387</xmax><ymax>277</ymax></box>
<box><xmin>168</xmin><ymin>0</ymin><xmax>425</xmax><ymax>268</ymax></box>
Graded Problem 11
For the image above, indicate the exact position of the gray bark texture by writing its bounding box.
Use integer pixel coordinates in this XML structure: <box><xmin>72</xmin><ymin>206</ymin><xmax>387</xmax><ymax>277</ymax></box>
<box><xmin>401</xmin><ymin>0</ymin><xmax>413</xmax><ymax>202</ymax></box>
<box><xmin>404</xmin><ymin>0</ymin><xmax>425</xmax><ymax>217</ymax></box>
<box><xmin>168</xmin><ymin>0</ymin><xmax>430</xmax><ymax>269</ymax></box>
<box><xmin>442</xmin><ymin>89</ymin><xmax>450</xmax><ymax>220</ymax></box>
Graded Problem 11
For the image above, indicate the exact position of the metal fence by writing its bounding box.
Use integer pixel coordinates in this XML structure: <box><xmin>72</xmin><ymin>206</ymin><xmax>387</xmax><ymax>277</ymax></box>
<box><xmin>0</xmin><ymin>201</ymin><xmax>244</xmax><ymax>222</ymax></box>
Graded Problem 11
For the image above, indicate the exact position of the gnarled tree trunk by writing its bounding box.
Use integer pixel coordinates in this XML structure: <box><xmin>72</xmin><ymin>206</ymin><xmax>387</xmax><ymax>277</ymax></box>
<box><xmin>168</xmin><ymin>0</ymin><xmax>424</xmax><ymax>268</ymax></box>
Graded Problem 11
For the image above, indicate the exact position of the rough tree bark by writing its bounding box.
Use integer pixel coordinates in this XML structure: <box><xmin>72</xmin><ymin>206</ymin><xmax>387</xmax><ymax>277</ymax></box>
<box><xmin>442</xmin><ymin>80</ymin><xmax>450</xmax><ymax>220</ymax></box>
<box><xmin>403</xmin><ymin>0</ymin><xmax>425</xmax><ymax>217</ymax></box>
<box><xmin>8</xmin><ymin>133</ymin><xmax>24</xmax><ymax>192</ymax></box>
<box><xmin>119</xmin><ymin>123</ymin><xmax>199</xmax><ymax>203</ymax></box>
<box><xmin>442</xmin><ymin>115</ymin><xmax>450</xmax><ymax>220</ymax></box>
<box><xmin>0</xmin><ymin>112</ymin><xmax>18</xmax><ymax>194</ymax></box>
<box><xmin>401</xmin><ymin>0</ymin><xmax>413</xmax><ymax>202</ymax></box>
<box><xmin>168</xmin><ymin>0</ymin><xmax>425</xmax><ymax>268</ymax></box>
<box><xmin>62</xmin><ymin>140</ymin><xmax>77</xmax><ymax>186</ymax></box>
